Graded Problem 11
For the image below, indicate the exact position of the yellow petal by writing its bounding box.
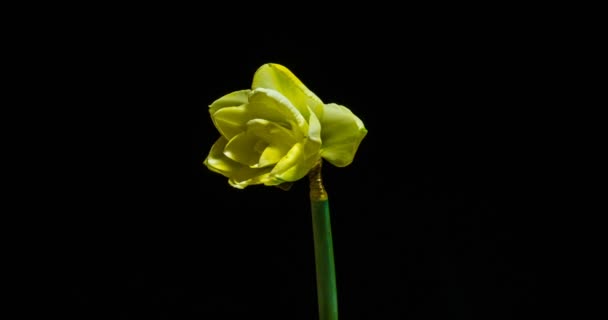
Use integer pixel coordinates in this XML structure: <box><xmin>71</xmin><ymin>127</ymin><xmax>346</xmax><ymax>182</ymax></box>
<box><xmin>252</xmin><ymin>63</ymin><xmax>324</xmax><ymax>121</ymax></box>
<box><xmin>223</xmin><ymin>132</ymin><xmax>262</xmax><ymax>167</ymax></box>
<box><xmin>307</xmin><ymin>106</ymin><xmax>321</xmax><ymax>144</ymax></box>
<box><xmin>204</xmin><ymin>137</ymin><xmax>243</xmax><ymax>176</ymax></box>
<box><xmin>246</xmin><ymin>119</ymin><xmax>294</xmax><ymax>168</ymax></box>
<box><xmin>204</xmin><ymin>137</ymin><xmax>277</xmax><ymax>189</ymax></box>
<box><xmin>270</xmin><ymin>142</ymin><xmax>304</xmax><ymax>179</ymax></box>
<box><xmin>320</xmin><ymin>103</ymin><xmax>368</xmax><ymax>167</ymax></box>
<box><xmin>228</xmin><ymin>166</ymin><xmax>273</xmax><ymax>189</ymax></box>
<box><xmin>246</xmin><ymin>119</ymin><xmax>296</xmax><ymax>147</ymax></box>
<box><xmin>212</xmin><ymin>105</ymin><xmax>249</xmax><ymax>140</ymax></box>
<box><xmin>248</xmin><ymin>88</ymin><xmax>308</xmax><ymax>137</ymax></box>
<box><xmin>209</xmin><ymin>90</ymin><xmax>250</xmax><ymax>115</ymax></box>
<box><xmin>270</xmin><ymin>139</ymin><xmax>321</xmax><ymax>182</ymax></box>
<box><xmin>258</xmin><ymin>144</ymin><xmax>290</xmax><ymax>167</ymax></box>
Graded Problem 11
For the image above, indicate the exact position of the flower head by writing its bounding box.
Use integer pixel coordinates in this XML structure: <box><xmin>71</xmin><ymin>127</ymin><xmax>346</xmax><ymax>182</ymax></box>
<box><xmin>205</xmin><ymin>63</ymin><xmax>367</xmax><ymax>189</ymax></box>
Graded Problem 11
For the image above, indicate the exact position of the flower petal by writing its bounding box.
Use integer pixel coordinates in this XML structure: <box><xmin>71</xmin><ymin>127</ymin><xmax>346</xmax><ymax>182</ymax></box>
<box><xmin>252</xmin><ymin>63</ymin><xmax>324</xmax><ymax>121</ymax></box>
<box><xmin>248</xmin><ymin>88</ymin><xmax>308</xmax><ymax>137</ymax></box>
<box><xmin>246</xmin><ymin>119</ymin><xmax>295</xmax><ymax>168</ymax></box>
<box><xmin>246</xmin><ymin>119</ymin><xmax>296</xmax><ymax>147</ymax></box>
<box><xmin>204</xmin><ymin>137</ymin><xmax>277</xmax><ymax>189</ymax></box>
<box><xmin>212</xmin><ymin>105</ymin><xmax>249</xmax><ymax>140</ymax></box>
<box><xmin>223</xmin><ymin>132</ymin><xmax>262</xmax><ymax>167</ymax></box>
<box><xmin>204</xmin><ymin>136</ymin><xmax>243</xmax><ymax>176</ymax></box>
<box><xmin>270</xmin><ymin>139</ymin><xmax>321</xmax><ymax>182</ymax></box>
<box><xmin>258</xmin><ymin>144</ymin><xmax>290</xmax><ymax>168</ymax></box>
<box><xmin>228</xmin><ymin>166</ymin><xmax>274</xmax><ymax>189</ymax></box>
<box><xmin>307</xmin><ymin>106</ymin><xmax>321</xmax><ymax>144</ymax></box>
<box><xmin>270</xmin><ymin>142</ymin><xmax>303</xmax><ymax>173</ymax></box>
<box><xmin>320</xmin><ymin>103</ymin><xmax>368</xmax><ymax>167</ymax></box>
<box><xmin>209</xmin><ymin>90</ymin><xmax>250</xmax><ymax>115</ymax></box>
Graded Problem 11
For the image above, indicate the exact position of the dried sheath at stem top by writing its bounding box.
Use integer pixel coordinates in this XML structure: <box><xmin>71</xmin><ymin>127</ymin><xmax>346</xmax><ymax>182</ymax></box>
<box><xmin>309</xmin><ymin>159</ymin><xmax>328</xmax><ymax>201</ymax></box>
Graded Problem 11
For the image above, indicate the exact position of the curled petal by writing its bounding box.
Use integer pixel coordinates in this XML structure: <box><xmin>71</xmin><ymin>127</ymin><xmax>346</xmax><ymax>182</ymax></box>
<box><xmin>248</xmin><ymin>88</ymin><xmax>308</xmax><ymax>137</ymax></box>
<box><xmin>247</xmin><ymin>119</ymin><xmax>295</xmax><ymax>168</ymax></box>
<box><xmin>320</xmin><ymin>103</ymin><xmax>368</xmax><ymax>167</ymax></box>
<box><xmin>209</xmin><ymin>90</ymin><xmax>250</xmax><ymax>115</ymax></box>
<box><xmin>246</xmin><ymin>119</ymin><xmax>296</xmax><ymax>147</ymax></box>
<box><xmin>228</xmin><ymin>166</ymin><xmax>274</xmax><ymax>189</ymax></box>
<box><xmin>270</xmin><ymin>142</ymin><xmax>304</xmax><ymax>177</ymax></box>
<box><xmin>204</xmin><ymin>137</ymin><xmax>277</xmax><ymax>189</ymax></box>
<box><xmin>258</xmin><ymin>144</ymin><xmax>290</xmax><ymax>168</ymax></box>
<box><xmin>252</xmin><ymin>63</ymin><xmax>324</xmax><ymax>121</ymax></box>
<box><xmin>204</xmin><ymin>136</ymin><xmax>240</xmax><ymax>175</ymax></box>
<box><xmin>223</xmin><ymin>132</ymin><xmax>262</xmax><ymax>167</ymax></box>
<box><xmin>307</xmin><ymin>106</ymin><xmax>321</xmax><ymax>144</ymax></box>
<box><xmin>270</xmin><ymin>139</ymin><xmax>321</xmax><ymax>182</ymax></box>
<box><xmin>212</xmin><ymin>105</ymin><xmax>249</xmax><ymax>140</ymax></box>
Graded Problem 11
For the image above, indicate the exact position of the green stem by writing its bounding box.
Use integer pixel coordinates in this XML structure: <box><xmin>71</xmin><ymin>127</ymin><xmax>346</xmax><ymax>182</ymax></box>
<box><xmin>309</xmin><ymin>160</ymin><xmax>338</xmax><ymax>320</ymax></box>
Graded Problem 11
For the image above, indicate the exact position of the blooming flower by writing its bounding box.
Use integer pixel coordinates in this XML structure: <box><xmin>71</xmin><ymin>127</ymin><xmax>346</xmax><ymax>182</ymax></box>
<box><xmin>205</xmin><ymin>63</ymin><xmax>367</xmax><ymax>188</ymax></box>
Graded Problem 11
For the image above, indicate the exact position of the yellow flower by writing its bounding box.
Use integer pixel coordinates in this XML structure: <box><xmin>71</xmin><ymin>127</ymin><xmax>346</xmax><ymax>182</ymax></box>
<box><xmin>204</xmin><ymin>63</ymin><xmax>367</xmax><ymax>189</ymax></box>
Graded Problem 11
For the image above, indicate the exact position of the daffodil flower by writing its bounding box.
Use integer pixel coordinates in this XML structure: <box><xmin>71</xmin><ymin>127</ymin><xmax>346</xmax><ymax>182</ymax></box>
<box><xmin>205</xmin><ymin>63</ymin><xmax>367</xmax><ymax>188</ymax></box>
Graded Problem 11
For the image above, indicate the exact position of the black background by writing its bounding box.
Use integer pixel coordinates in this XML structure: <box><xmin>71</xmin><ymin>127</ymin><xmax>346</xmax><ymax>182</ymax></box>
<box><xmin>54</xmin><ymin>13</ymin><xmax>542</xmax><ymax>320</ymax></box>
